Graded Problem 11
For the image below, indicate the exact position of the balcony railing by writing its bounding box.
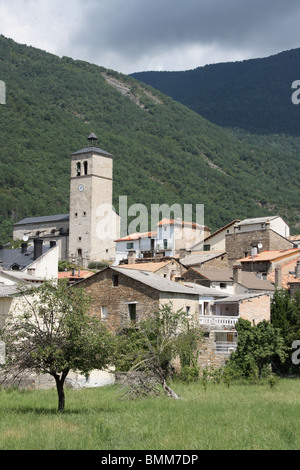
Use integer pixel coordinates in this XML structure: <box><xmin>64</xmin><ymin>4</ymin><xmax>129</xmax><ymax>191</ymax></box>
<box><xmin>156</xmin><ymin>244</ymin><xmax>173</xmax><ymax>251</ymax></box>
<box><xmin>199</xmin><ymin>315</ymin><xmax>239</xmax><ymax>328</ymax></box>
<box><xmin>215</xmin><ymin>341</ymin><xmax>237</xmax><ymax>354</ymax></box>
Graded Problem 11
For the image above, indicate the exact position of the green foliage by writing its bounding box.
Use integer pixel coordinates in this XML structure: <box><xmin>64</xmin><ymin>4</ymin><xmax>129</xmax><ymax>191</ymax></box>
<box><xmin>225</xmin><ymin>318</ymin><xmax>286</xmax><ymax>381</ymax></box>
<box><xmin>1</xmin><ymin>35</ymin><xmax>300</xmax><ymax>245</ymax></box>
<box><xmin>1</xmin><ymin>280</ymin><xmax>114</xmax><ymax>411</ymax></box>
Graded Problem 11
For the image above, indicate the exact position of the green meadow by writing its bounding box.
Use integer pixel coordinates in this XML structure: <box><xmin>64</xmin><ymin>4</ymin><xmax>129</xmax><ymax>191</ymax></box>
<box><xmin>0</xmin><ymin>379</ymin><xmax>299</xmax><ymax>450</ymax></box>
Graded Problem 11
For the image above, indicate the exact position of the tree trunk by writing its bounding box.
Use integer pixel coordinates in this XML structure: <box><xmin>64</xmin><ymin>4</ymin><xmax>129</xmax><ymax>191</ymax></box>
<box><xmin>53</xmin><ymin>370</ymin><xmax>69</xmax><ymax>412</ymax></box>
<box><xmin>162</xmin><ymin>378</ymin><xmax>181</xmax><ymax>399</ymax></box>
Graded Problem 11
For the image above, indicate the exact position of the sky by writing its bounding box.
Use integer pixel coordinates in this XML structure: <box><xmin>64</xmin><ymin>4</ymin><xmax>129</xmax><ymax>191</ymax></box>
<box><xmin>0</xmin><ymin>0</ymin><xmax>300</xmax><ymax>74</ymax></box>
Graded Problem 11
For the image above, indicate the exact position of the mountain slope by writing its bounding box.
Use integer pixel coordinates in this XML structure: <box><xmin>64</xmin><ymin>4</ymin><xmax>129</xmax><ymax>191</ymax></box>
<box><xmin>131</xmin><ymin>48</ymin><xmax>300</xmax><ymax>136</ymax></box>
<box><xmin>1</xmin><ymin>35</ymin><xmax>300</xmax><ymax>246</ymax></box>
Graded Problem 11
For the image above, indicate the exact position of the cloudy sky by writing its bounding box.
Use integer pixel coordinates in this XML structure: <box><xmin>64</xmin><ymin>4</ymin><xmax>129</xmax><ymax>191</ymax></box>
<box><xmin>0</xmin><ymin>0</ymin><xmax>300</xmax><ymax>74</ymax></box>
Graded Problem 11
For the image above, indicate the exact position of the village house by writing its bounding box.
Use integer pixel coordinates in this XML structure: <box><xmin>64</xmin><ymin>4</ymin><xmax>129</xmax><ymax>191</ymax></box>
<box><xmin>0</xmin><ymin>238</ymin><xmax>59</xmax><ymax>280</ymax></box>
<box><xmin>75</xmin><ymin>266</ymin><xmax>201</xmax><ymax>332</ymax></box>
<box><xmin>225</xmin><ymin>216</ymin><xmax>294</xmax><ymax>266</ymax></box>
<box><xmin>182</xmin><ymin>265</ymin><xmax>275</xmax><ymax>295</ymax></box>
<box><xmin>180</xmin><ymin>251</ymin><xmax>228</xmax><ymax>270</ymax></box>
<box><xmin>114</xmin><ymin>231</ymin><xmax>156</xmax><ymax>265</ymax></box>
<box><xmin>155</xmin><ymin>218</ymin><xmax>210</xmax><ymax>258</ymax></box>
<box><xmin>197</xmin><ymin>292</ymin><xmax>271</xmax><ymax>368</ymax></box>
<box><xmin>117</xmin><ymin>257</ymin><xmax>187</xmax><ymax>281</ymax></box>
<box><xmin>190</xmin><ymin>219</ymin><xmax>240</xmax><ymax>252</ymax></box>
<box><xmin>237</xmin><ymin>248</ymin><xmax>300</xmax><ymax>278</ymax></box>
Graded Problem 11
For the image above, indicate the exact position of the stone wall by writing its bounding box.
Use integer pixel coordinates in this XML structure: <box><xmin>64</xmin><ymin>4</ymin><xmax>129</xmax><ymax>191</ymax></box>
<box><xmin>80</xmin><ymin>269</ymin><xmax>160</xmax><ymax>332</ymax></box>
<box><xmin>239</xmin><ymin>294</ymin><xmax>271</xmax><ymax>323</ymax></box>
<box><xmin>226</xmin><ymin>228</ymin><xmax>293</xmax><ymax>265</ymax></box>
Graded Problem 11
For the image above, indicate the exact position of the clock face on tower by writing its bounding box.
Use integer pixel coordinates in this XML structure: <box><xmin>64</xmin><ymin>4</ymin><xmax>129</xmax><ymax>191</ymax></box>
<box><xmin>78</xmin><ymin>184</ymin><xmax>84</xmax><ymax>192</ymax></box>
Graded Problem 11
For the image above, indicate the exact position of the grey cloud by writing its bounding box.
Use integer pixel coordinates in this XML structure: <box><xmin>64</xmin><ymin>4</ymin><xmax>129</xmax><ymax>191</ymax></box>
<box><xmin>67</xmin><ymin>0</ymin><xmax>300</xmax><ymax>63</ymax></box>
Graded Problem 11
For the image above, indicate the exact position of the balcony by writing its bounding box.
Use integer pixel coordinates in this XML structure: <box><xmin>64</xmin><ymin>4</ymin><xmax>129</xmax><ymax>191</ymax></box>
<box><xmin>215</xmin><ymin>341</ymin><xmax>237</xmax><ymax>354</ymax></box>
<box><xmin>199</xmin><ymin>315</ymin><xmax>239</xmax><ymax>328</ymax></box>
<box><xmin>155</xmin><ymin>244</ymin><xmax>173</xmax><ymax>252</ymax></box>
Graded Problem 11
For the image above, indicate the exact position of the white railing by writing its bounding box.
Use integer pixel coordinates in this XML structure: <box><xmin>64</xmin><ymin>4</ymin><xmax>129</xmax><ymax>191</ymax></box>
<box><xmin>215</xmin><ymin>341</ymin><xmax>237</xmax><ymax>354</ymax></box>
<box><xmin>199</xmin><ymin>315</ymin><xmax>239</xmax><ymax>328</ymax></box>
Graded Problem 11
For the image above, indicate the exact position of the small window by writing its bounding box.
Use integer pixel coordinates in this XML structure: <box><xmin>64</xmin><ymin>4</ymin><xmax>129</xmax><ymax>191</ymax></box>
<box><xmin>112</xmin><ymin>275</ymin><xmax>119</xmax><ymax>287</ymax></box>
<box><xmin>83</xmin><ymin>161</ymin><xmax>88</xmax><ymax>175</ymax></box>
<box><xmin>76</xmin><ymin>162</ymin><xmax>81</xmax><ymax>176</ymax></box>
<box><xmin>101</xmin><ymin>306</ymin><xmax>108</xmax><ymax>320</ymax></box>
<box><xmin>186</xmin><ymin>306</ymin><xmax>191</xmax><ymax>316</ymax></box>
<box><xmin>163</xmin><ymin>239</ymin><xmax>168</xmax><ymax>249</ymax></box>
<box><xmin>127</xmin><ymin>242</ymin><xmax>134</xmax><ymax>250</ymax></box>
<box><xmin>203</xmin><ymin>244</ymin><xmax>211</xmax><ymax>251</ymax></box>
<box><xmin>128</xmin><ymin>304</ymin><xmax>137</xmax><ymax>323</ymax></box>
<box><xmin>220</xmin><ymin>283</ymin><xmax>227</xmax><ymax>289</ymax></box>
<box><xmin>83</xmin><ymin>212</ymin><xmax>87</xmax><ymax>216</ymax></box>
<box><xmin>77</xmin><ymin>248</ymin><xmax>82</xmax><ymax>258</ymax></box>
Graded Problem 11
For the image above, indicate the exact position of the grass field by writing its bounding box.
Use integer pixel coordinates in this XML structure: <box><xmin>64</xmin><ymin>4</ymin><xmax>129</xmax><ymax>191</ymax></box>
<box><xmin>0</xmin><ymin>379</ymin><xmax>299</xmax><ymax>450</ymax></box>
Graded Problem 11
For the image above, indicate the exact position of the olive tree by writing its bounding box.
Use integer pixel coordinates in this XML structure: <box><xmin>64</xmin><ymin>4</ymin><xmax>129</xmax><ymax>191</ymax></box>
<box><xmin>1</xmin><ymin>280</ymin><xmax>114</xmax><ymax>412</ymax></box>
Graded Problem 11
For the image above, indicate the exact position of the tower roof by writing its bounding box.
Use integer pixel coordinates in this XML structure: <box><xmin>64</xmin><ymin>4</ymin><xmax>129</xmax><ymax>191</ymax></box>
<box><xmin>71</xmin><ymin>133</ymin><xmax>113</xmax><ymax>158</ymax></box>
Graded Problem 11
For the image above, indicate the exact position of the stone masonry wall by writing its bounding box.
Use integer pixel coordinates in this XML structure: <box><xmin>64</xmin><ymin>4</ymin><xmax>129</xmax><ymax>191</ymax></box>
<box><xmin>80</xmin><ymin>269</ymin><xmax>160</xmax><ymax>332</ymax></box>
<box><xmin>239</xmin><ymin>294</ymin><xmax>271</xmax><ymax>323</ymax></box>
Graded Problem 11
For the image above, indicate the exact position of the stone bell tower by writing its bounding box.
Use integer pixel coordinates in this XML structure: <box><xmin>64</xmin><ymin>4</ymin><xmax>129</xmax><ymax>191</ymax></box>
<box><xmin>68</xmin><ymin>133</ymin><xmax>119</xmax><ymax>267</ymax></box>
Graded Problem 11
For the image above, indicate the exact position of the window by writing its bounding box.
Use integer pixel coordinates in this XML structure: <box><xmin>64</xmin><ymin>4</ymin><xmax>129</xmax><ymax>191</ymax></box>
<box><xmin>186</xmin><ymin>306</ymin><xmax>191</xmax><ymax>316</ymax></box>
<box><xmin>163</xmin><ymin>239</ymin><xmax>168</xmax><ymax>249</ymax></box>
<box><xmin>127</xmin><ymin>242</ymin><xmax>134</xmax><ymax>250</ymax></box>
<box><xmin>112</xmin><ymin>275</ymin><xmax>119</xmax><ymax>287</ymax></box>
<box><xmin>203</xmin><ymin>244</ymin><xmax>211</xmax><ymax>251</ymax></box>
<box><xmin>101</xmin><ymin>306</ymin><xmax>108</xmax><ymax>320</ymax></box>
<box><xmin>128</xmin><ymin>304</ymin><xmax>137</xmax><ymax>323</ymax></box>
<box><xmin>220</xmin><ymin>283</ymin><xmax>227</xmax><ymax>289</ymax></box>
<box><xmin>83</xmin><ymin>161</ymin><xmax>88</xmax><ymax>175</ymax></box>
<box><xmin>77</xmin><ymin>248</ymin><xmax>82</xmax><ymax>258</ymax></box>
<box><xmin>76</xmin><ymin>162</ymin><xmax>81</xmax><ymax>176</ymax></box>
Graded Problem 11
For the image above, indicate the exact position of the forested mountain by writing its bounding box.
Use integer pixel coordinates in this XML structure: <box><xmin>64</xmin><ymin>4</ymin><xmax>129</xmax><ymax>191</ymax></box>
<box><xmin>1</xmin><ymin>35</ymin><xmax>300</xmax><ymax>246</ymax></box>
<box><xmin>131</xmin><ymin>49</ymin><xmax>300</xmax><ymax>136</ymax></box>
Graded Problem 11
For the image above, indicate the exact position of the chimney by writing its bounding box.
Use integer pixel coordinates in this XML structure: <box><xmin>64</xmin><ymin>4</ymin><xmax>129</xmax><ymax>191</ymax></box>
<box><xmin>275</xmin><ymin>266</ymin><xmax>282</xmax><ymax>288</ymax></box>
<box><xmin>295</xmin><ymin>259</ymin><xmax>300</xmax><ymax>279</ymax></box>
<box><xmin>33</xmin><ymin>238</ymin><xmax>43</xmax><ymax>260</ymax></box>
<box><xmin>21</xmin><ymin>243</ymin><xmax>28</xmax><ymax>254</ymax></box>
<box><xmin>233</xmin><ymin>264</ymin><xmax>242</xmax><ymax>284</ymax></box>
<box><xmin>128</xmin><ymin>250</ymin><xmax>136</xmax><ymax>265</ymax></box>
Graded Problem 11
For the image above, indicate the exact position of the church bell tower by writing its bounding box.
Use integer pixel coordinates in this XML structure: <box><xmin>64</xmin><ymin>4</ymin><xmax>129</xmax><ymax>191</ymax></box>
<box><xmin>68</xmin><ymin>133</ymin><xmax>119</xmax><ymax>267</ymax></box>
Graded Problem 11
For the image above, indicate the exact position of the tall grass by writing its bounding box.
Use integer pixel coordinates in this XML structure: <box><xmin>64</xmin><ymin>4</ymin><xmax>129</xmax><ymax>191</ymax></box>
<box><xmin>0</xmin><ymin>379</ymin><xmax>299</xmax><ymax>450</ymax></box>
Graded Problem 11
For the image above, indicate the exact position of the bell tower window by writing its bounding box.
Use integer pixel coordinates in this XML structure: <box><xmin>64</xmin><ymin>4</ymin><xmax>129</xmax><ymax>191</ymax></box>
<box><xmin>83</xmin><ymin>161</ymin><xmax>88</xmax><ymax>175</ymax></box>
<box><xmin>76</xmin><ymin>162</ymin><xmax>81</xmax><ymax>176</ymax></box>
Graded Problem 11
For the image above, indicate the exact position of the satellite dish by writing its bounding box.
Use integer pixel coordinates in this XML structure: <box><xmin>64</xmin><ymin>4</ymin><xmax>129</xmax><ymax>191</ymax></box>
<box><xmin>23</xmin><ymin>235</ymin><xmax>29</xmax><ymax>242</ymax></box>
<box><xmin>258</xmin><ymin>243</ymin><xmax>263</xmax><ymax>249</ymax></box>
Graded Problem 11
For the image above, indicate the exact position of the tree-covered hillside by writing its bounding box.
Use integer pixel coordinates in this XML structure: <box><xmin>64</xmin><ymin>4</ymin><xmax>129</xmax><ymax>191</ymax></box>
<box><xmin>131</xmin><ymin>48</ymin><xmax>300</xmax><ymax>136</ymax></box>
<box><xmin>1</xmin><ymin>35</ymin><xmax>300</xmax><ymax>245</ymax></box>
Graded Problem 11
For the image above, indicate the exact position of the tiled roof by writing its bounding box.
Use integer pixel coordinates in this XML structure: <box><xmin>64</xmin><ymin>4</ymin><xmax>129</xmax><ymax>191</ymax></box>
<box><xmin>115</xmin><ymin>231</ymin><xmax>156</xmax><ymax>242</ymax></box>
<box><xmin>238</xmin><ymin>249</ymin><xmax>300</xmax><ymax>263</ymax></box>
<box><xmin>117</xmin><ymin>261</ymin><xmax>172</xmax><ymax>272</ymax></box>
<box><xmin>157</xmin><ymin>218</ymin><xmax>207</xmax><ymax>230</ymax></box>
<box><xmin>58</xmin><ymin>271</ymin><xmax>94</xmax><ymax>280</ymax></box>
<box><xmin>181</xmin><ymin>251</ymin><xmax>226</xmax><ymax>267</ymax></box>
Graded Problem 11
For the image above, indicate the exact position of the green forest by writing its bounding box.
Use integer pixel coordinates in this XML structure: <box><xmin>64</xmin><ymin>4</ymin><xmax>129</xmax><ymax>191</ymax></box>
<box><xmin>1</xmin><ymin>35</ymin><xmax>300</xmax><ymax>245</ymax></box>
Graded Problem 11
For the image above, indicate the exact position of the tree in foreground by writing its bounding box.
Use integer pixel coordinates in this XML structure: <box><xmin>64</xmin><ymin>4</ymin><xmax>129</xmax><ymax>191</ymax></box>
<box><xmin>115</xmin><ymin>304</ymin><xmax>203</xmax><ymax>399</ymax></box>
<box><xmin>1</xmin><ymin>280</ymin><xmax>114</xmax><ymax>412</ymax></box>
<box><xmin>226</xmin><ymin>318</ymin><xmax>286</xmax><ymax>381</ymax></box>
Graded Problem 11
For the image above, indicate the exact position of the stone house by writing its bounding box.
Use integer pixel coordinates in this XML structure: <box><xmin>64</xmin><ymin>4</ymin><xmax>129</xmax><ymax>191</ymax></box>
<box><xmin>225</xmin><ymin>216</ymin><xmax>294</xmax><ymax>266</ymax></box>
<box><xmin>180</xmin><ymin>251</ymin><xmax>228</xmax><ymax>270</ymax></box>
<box><xmin>190</xmin><ymin>219</ymin><xmax>240</xmax><ymax>252</ymax></box>
<box><xmin>76</xmin><ymin>266</ymin><xmax>200</xmax><ymax>332</ymax></box>
<box><xmin>117</xmin><ymin>257</ymin><xmax>187</xmax><ymax>281</ymax></box>
<box><xmin>237</xmin><ymin>248</ymin><xmax>300</xmax><ymax>277</ymax></box>
<box><xmin>182</xmin><ymin>265</ymin><xmax>275</xmax><ymax>295</ymax></box>
<box><xmin>198</xmin><ymin>292</ymin><xmax>271</xmax><ymax>369</ymax></box>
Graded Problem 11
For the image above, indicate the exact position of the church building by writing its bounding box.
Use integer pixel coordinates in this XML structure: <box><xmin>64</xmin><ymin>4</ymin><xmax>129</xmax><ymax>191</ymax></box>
<box><xmin>13</xmin><ymin>133</ymin><xmax>120</xmax><ymax>268</ymax></box>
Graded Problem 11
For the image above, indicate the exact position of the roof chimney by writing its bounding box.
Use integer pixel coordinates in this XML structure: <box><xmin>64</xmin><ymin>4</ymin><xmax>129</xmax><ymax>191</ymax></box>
<box><xmin>275</xmin><ymin>266</ymin><xmax>282</xmax><ymax>288</ymax></box>
<box><xmin>21</xmin><ymin>243</ymin><xmax>28</xmax><ymax>254</ymax></box>
<box><xmin>33</xmin><ymin>239</ymin><xmax>43</xmax><ymax>261</ymax></box>
<box><xmin>128</xmin><ymin>250</ymin><xmax>136</xmax><ymax>265</ymax></box>
<box><xmin>233</xmin><ymin>264</ymin><xmax>242</xmax><ymax>284</ymax></box>
<box><xmin>295</xmin><ymin>259</ymin><xmax>300</xmax><ymax>279</ymax></box>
